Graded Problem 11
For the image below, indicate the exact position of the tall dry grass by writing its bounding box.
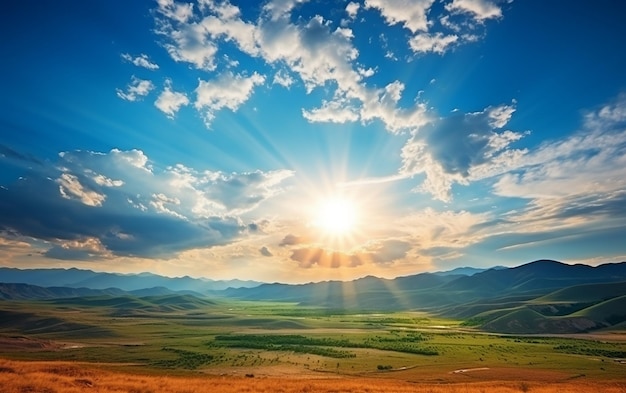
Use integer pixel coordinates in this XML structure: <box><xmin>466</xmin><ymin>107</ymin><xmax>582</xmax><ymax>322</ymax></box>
<box><xmin>0</xmin><ymin>359</ymin><xmax>624</xmax><ymax>393</ymax></box>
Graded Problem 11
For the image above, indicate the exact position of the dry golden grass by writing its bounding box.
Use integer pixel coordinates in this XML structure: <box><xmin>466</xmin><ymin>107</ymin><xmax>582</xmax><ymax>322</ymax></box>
<box><xmin>0</xmin><ymin>358</ymin><xmax>625</xmax><ymax>393</ymax></box>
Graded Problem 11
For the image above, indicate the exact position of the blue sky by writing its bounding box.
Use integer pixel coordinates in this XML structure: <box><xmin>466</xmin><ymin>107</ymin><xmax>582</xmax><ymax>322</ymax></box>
<box><xmin>1</xmin><ymin>0</ymin><xmax>626</xmax><ymax>283</ymax></box>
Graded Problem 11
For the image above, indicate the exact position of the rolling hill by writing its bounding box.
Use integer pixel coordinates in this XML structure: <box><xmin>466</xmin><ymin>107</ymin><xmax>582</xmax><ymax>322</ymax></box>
<box><xmin>218</xmin><ymin>260</ymin><xmax>626</xmax><ymax>333</ymax></box>
<box><xmin>2</xmin><ymin>259</ymin><xmax>625</xmax><ymax>334</ymax></box>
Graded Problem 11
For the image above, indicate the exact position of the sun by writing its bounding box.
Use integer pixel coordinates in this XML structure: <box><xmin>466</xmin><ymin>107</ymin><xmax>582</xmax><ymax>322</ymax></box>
<box><xmin>313</xmin><ymin>196</ymin><xmax>358</xmax><ymax>236</ymax></box>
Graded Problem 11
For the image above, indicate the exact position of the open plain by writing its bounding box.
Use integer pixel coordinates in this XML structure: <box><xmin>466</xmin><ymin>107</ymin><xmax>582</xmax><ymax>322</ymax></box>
<box><xmin>1</xmin><ymin>296</ymin><xmax>625</xmax><ymax>392</ymax></box>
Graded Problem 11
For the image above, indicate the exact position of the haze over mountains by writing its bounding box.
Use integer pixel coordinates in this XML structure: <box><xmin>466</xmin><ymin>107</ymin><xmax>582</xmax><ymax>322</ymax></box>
<box><xmin>0</xmin><ymin>267</ymin><xmax>261</xmax><ymax>292</ymax></box>
<box><xmin>2</xmin><ymin>260</ymin><xmax>626</xmax><ymax>334</ymax></box>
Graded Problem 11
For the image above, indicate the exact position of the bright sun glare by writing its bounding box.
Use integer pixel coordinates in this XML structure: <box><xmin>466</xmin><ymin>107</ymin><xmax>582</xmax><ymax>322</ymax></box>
<box><xmin>314</xmin><ymin>197</ymin><xmax>357</xmax><ymax>235</ymax></box>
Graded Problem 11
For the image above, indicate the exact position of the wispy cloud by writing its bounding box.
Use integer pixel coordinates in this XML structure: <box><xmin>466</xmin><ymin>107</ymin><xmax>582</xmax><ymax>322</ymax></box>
<box><xmin>445</xmin><ymin>0</ymin><xmax>503</xmax><ymax>22</ymax></box>
<box><xmin>121</xmin><ymin>53</ymin><xmax>159</xmax><ymax>70</ymax></box>
<box><xmin>116</xmin><ymin>76</ymin><xmax>155</xmax><ymax>101</ymax></box>
<box><xmin>290</xmin><ymin>239</ymin><xmax>411</xmax><ymax>269</ymax></box>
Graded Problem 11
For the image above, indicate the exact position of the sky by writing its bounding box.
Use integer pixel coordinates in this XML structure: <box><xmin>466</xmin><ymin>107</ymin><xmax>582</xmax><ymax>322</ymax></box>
<box><xmin>1</xmin><ymin>0</ymin><xmax>626</xmax><ymax>283</ymax></box>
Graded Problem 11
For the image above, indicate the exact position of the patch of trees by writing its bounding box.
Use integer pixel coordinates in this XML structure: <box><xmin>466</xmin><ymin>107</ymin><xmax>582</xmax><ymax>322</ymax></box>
<box><xmin>213</xmin><ymin>335</ymin><xmax>355</xmax><ymax>358</ymax></box>
<box><xmin>213</xmin><ymin>334</ymin><xmax>438</xmax><ymax>357</ymax></box>
<box><xmin>151</xmin><ymin>347</ymin><xmax>214</xmax><ymax>369</ymax></box>
<box><xmin>554</xmin><ymin>344</ymin><xmax>626</xmax><ymax>358</ymax></box>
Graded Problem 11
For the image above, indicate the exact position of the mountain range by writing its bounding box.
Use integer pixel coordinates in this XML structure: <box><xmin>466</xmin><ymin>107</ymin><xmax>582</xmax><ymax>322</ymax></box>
<box><xmin>2</xmin><ymin>260</ymin><xmax>625</xmax><ymax>334</ymax></box>
<box><xmin>0</xmin><ymin>267</ymin><xmax>261</xmax><ymax>291</ymax></box>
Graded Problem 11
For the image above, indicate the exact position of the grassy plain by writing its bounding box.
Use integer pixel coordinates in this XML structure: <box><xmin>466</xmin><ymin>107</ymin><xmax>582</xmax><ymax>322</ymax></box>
<box><xmin>1</xmin><ymin>296</ymin><xmax>625</xmax><ymax>392</ymax></box>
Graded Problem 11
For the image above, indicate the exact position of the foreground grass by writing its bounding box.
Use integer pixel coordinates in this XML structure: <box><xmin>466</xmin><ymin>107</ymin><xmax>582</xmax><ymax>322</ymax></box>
<box><xmin>1</xmin><ymin>359</ymin><xmax>626</xmax><ymax>393</ymax></box>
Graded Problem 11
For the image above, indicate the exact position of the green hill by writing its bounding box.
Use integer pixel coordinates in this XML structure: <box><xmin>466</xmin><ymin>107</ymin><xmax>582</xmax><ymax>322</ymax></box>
<box><xmin>0</xmin><ymin>310</ymin><xmax>114</xmax><ymax>337</ymax></box>
<box><xmin>572</xmin><ymin>295</ymin><xmax>626</xmax><ymax>325</ymax></box>
<box><xmin>481</xmin><ymin>307</ymin><xmax>548</xmax><ymax>333</ymax></box>
<box><xmin>535</xmin><ymin>281</ymin><xmax>626</xmax><ymax>303</ymax></box>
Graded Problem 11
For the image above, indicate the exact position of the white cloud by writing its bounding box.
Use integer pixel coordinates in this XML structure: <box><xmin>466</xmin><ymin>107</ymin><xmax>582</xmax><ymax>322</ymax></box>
<box><xmin>194</xmin><ymin>71</ymin><xmax>265</xmax><ymax>126</ymax></box>
<box><xmin>439</xmin><ymin>15</ymin><xmax>462</xmax><ymax>32</ymax></box>
<box><xmin>262</xmin><ymin>0</ymin><xmax>310</xmax><ymax>21</ymax></box>
<box><xmin>156</xmin><ymin>0</ymin><xmax>194</xmax><ymax>23</ymax></box>
<box><xmin>121</xmin><ymin>53</ymin><xmax>159</xmax><ymax>70</ymax></box>
<box><xmin>148</xmin><ymin>0</ymin><xmax>502</xmax><ymax>132</ymax></box>
<box><xmin>150</xmin><ymin>0</ymin><xmax>432</xmax><ymax>130</ymax></box>
<box><xmin>493</xmin><ymin>99</ymin><xmax>626</xmax><ymax>201</ymax></box>
<box><xmin>56</xmin><ymin>173</ymin><xmax>106</xmax><ymax>207</ymax></box>
<box><xmin>346</xmin><ymin>2</ymin><xmax>360</xmax><ymax>19</ymax></box>
<box><xmin>116</xmin><ymin>76</ymin><xmax>154</xmax><ymax>102</ymax></box>
<box><xmin>256</xmin><ymin>15</ymin><xmax>360</xmax><ymax>94</ymax></box>
<box><xmin>92</xmin><ymin>174</ymin><xmax>124</xmax><ymax>187</ymax></box>
<box><xmin>155</xmin><ymin>79</ymin><xmax>190</xmax><ymax>118</ymax></box>
<box><xmin>488</xmin><ymin>102</ymin><xmax>516</xmax><ymax>128</ymax></box>
<box><xmin>400</xmin><ymin>103</ymin><xmax>524</xmax><ymax>201</ymax></box>
<box><xmin>44</xmin><ymin>237</ymin><xmax>112</xmax><ymax>260</ymax></box>
<box><xmin>198</xmin><ymin>13</ymin><xmax>258</xmax><ymax>56</ymax></box>
<box><xmin>164</xmin><ymin>37</ymin><xmax>218</xmax><ymax>70</ymax></box>
<box><xmin>359</xmin><ymin>81</ymin><xmax>431</xmax><ymax>134</ymax></box>
<box><xmin>445</xmin><ymin>0</ymin><xmax>503</xmax><ymax>21</ymax></box>
<box><xmin>409</xmin><ymin>32</ymin><xmax>458</xmax><ymax>54</ymax></box>
<box><xmin>0</xmin><ymin>148</ymin><xmax>295</xmax><ymax>259</ymax></box>
<box><xmin>358</xmin><ymin>67</ymin><xmax>375</xmax><ymax>78</ymax></box>
<box><xmin>302</xmin><ymin>99</ymin><xmax>359</xmax><ymax>123</ymax></box>
<box><xmin>365</xmin><ymin>0</ymin><xmax>435</xmax><ymax>33</ymax></box>
<box><xmin>272</xmin><ymin>70</ymin><xmax>294</xmax><ymax>88</ymax></box>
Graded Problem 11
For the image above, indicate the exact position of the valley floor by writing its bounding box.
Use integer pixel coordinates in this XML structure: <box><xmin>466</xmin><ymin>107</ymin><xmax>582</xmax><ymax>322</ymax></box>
<box><xmin>1</xmin><ymin>298</ymin><xmax>625</xmax><ymax>392</ymax></box>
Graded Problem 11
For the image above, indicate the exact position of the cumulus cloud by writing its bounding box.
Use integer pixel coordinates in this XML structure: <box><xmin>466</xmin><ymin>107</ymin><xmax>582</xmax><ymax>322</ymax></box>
<box><xmin>0</xmin><ymin>148</ymin><xmax>293</xmax><ymax>259</ymax></box>
<box><xmin>118</xmin><ymin>0</ymin><xmax>508</xmax><ymax>133</ymax></box>
<box><xmin>142</xmin><ymin>0</ymin><xmax>510</xmax><ymax>131</ymax></box>
<box><xmin>44</xmin><ymin>238</ymin><xmax>111</xmax><ymax>260</ymax></box>
<box><xmin>363</xmin><ymin>0</ymin><xmax>502</xmax><ymax>54</ymax></box>
<box><xmin>156</xmin><ymin>0</ymin><xmax>194</xmax><ymax>23</ymax></box>
<box><xmin>151</xmin><ymin>0</ymin><xmax>434</xmax><ymax>132</ymax></box>
<box><xmin>272</xmin><ymin>70</ymin><xmax>294</xmax><ymax>88</ymax></box>
<box><xmin>400</xmin><ymin>103</ymin><xmax>523</xmax><ymax>201</ymax></box>
<box><xmin>56</xmin><ymin>173</ymin><xmax>106</xmax><ymax>207</ymax></box>
<box><xmin>409</xmin><ymin>32</ymin><xmax>458</xmax><ymax>54</ymax></box>
<box><xmin>121</xmin><ymin>53</ymin><xmax>159</xmax><ymax>70</ymax></box>
<box><xmin>195</xmin><ymin>71</ymin><xmax>265</xmax><ymax>126</ymax></box>
<box><xmin>302</xmin><ymin>99</ymin><xmax>359</xmax><ymax>123</ymax></box>
<box><xmin>155</xmin><ymin>79</ymin><xmax>190</xmax><ymax>118</ymax></box>
<box><xmin>396</xmin><ymin>96</ymin><xmax>626</xmax><ymax>260</ymax></box>
<box><xmin>445</xmin><ymin>0</ymin><xmax>503</xmax><ymax>21</ymax></box>
<box><xmin>365</xmin><ymin>0</ymin><xmax>434</xmax><ymax>33</ymax></box>
<box><xmin>262</xmin><ymin>0</ymin><xmax>309</xmax><ymax>21</ymax></box>
<box><xmin>116</xmin><ymin>76</ymin><xmax>155</xmax><ymax>101</ymax></box>
<box><xmin>345</xmin><ymin>2</ymin><xmax>360</xmax><ymax>19</ymax></box>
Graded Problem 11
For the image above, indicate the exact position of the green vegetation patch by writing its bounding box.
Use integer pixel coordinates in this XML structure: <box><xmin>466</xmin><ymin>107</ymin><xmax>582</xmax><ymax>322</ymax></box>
<box><xmin>213</xmin><ymin>334</ymin><xmax>355</xmax><ymax>358</ymax></box>
<box><xmin>151</xmin><ymin>347</ymin><xmax>215</xmax><ymax>369</ymax></box>
<box><xmin>554</xmin><ymin>343</ymin><xmax>626</xmax><ymax>359</ymax></box>
<box><xmin>213</xmin><ymin>333</ymin><xmax>438</xmax><ymax>358</ymax></box>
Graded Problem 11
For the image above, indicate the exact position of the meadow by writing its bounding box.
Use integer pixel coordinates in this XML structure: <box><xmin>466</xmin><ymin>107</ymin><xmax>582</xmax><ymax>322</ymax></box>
<box><xmin>1</xmin><ymin>296</ymin><xmax>625</xmax><ymax>391</ymax></box>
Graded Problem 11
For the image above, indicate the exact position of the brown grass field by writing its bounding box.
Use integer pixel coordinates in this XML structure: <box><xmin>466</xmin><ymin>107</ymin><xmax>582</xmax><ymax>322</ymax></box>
<box><xmin>1</xmin><ymin>358</ymin><xmax>625</xmax><ymax>393</ymax></box>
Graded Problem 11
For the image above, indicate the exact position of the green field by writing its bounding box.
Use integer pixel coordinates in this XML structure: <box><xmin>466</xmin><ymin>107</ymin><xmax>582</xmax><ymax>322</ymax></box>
<box><xmin>1</xmin><ymin>295</ymin><xmax>625</xmax><ymax>383</ymax></box>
